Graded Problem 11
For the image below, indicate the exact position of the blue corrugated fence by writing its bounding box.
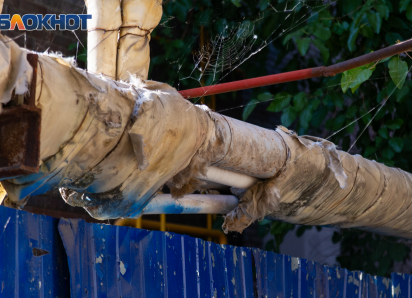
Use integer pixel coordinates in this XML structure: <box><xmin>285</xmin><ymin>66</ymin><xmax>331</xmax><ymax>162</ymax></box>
<box><xmin>0</xmin><ymin>205</ymin><xmax>70</xmax><ymax>297</ymax></box>
<box><xmin>0</xmin><ymin>204</ymin><xmax>410</xmax><ymax>297</ymax></box>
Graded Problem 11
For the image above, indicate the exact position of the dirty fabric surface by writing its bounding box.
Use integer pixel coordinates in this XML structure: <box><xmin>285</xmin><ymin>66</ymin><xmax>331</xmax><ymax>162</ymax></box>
<box><xmin>86</xmin><ymin>0</ymin><xmax>122</xmax><ymax>78</ymax></box>
<box><xmin>86</xmin><ymin>0</ymin><xmax>162</xmax><ymax>81</ymax></box>
<box><xmin>223</xmin><ymin>126</ymin><xmax>412</xmax><ymax>239</ymax></box>
<box><xmin>0</xmin><ymin>35</ymin><xmax>32</xmax><ymax>113</ymax></box>
<box><xmin>1</xmin><ymin>38</ymin><xmax>209</xmax><ymax>220</ymax></box>
<box><xmin>117</xmin><ymin>0</ymin><xmax>163</xmax><ymax>81</ymax></box>
<box><xmin>3</xmin><ymin>38</ymin><xmax>412</xmax><ymax>239</ymax></box>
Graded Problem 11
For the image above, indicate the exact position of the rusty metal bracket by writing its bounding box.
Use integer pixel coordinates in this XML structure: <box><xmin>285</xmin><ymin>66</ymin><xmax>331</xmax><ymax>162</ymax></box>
<box><xmin>0</xmin><ymin>53</ymin><xmax>41</xmax><ymax>179</ymax></box>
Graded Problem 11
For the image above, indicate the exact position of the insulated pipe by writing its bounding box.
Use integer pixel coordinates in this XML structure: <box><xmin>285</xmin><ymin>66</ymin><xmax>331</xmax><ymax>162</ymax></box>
<box><xmin>115</xmin><ymin>218</ymin><xmax>228</xmax><ymax>244</ymax></box>
<box><xmin>178</xmin><ymin>39</ymin><xmax>412</xmax><ymax>99</ymax></box>
<box><xmin>86</xmin><ymin>0</ymin><xmax>122</xmax><ymax>78</ymax></box>
<box><xmin>198</xmin><ymin>166</ymin><xmax>258</xmax><ymax>189</ymax></box>
<box><xmin>116</xmin><ymin>0</ymin><xmax>163</xmax><ymax>81</ymax></box>
<box><xmin>142</xmin><ymin>194</ymin><xmax>239</xmax><ymax>215</ymax></box>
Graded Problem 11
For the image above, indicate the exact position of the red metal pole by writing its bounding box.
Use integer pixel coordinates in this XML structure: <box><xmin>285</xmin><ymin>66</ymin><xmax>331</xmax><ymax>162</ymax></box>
<box><xmin>178</xmin><ymin>39</ymin><xmax>412</xmax><ymax>99</ymax></box>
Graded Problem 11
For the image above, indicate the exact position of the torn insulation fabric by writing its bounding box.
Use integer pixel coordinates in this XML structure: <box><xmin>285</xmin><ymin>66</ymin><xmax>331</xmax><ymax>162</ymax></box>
<box><xmin>0</xmin><ymin>183</ymin><xmax>6</xmax><ymax>205</ymax></box>
<box><xmin>116</xmin><ymin>0</ymin><xmax>163</xmax><ymax>81</ymax></box>
<box><xmin>0</xmin><ymin>37</ymin><xmax>210</xmax><ymax>220</ymax></box>
<box><xmin>3</xmin><ymin>38</ymin><xmax>412</xmax><ymax>240</ymax></box>
<box><xmin>223</xmin><ymin>127</ymin><xmax>412</xmax><ymax>239</ymax></box>
<box><xmin>86</xmin><ymin>0</ymin><xmax>122</xmax><ymax>78</ymax></box>
<box><xmin>0</xmin><ymin>35</ymin><xmax>32</xmax><ymax>113</ymax></box>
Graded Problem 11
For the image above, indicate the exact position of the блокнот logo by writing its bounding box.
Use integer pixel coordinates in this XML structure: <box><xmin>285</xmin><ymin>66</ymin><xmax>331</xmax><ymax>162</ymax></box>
<box><xmin>0</xmin><ymin>14</ymin><xmax>92</xmax><ymax>30</ymax></box>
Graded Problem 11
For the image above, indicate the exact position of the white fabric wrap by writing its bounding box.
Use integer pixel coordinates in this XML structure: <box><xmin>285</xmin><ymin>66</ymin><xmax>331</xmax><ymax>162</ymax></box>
<box><xmin>117</xmin><ymin>0</ymin><xmax>163</xmax><ymax>81</ymax></box>
<box><xmin>0</xmin><ymin>35</ymin><xmax>32</xmax><ymax>113</ymax></box>
<box><xmin>86</xmin><ymin>0</ymin><xmax>122</xmax><ymax>78</ymax></box>
<box><xmin>1</xmin><ymin>38</ymin><xmax>209</xmax><ymax>220</ymax></box>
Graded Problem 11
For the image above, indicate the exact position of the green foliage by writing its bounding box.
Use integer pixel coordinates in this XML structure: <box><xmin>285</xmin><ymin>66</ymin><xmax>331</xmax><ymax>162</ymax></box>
<box><xmin>341</xmin><ymin>64</ymin><xmax>374</xmax><ymax>93</ymax></box>
<box><xmin>389</xmin><ymin>57</ymin><xmax>408</xmax><ymax>89</ymax></box>
<box><xmin>296</xmin><ymin>39</ymin><xmax>311</xmax><ymax>56</ymax></box>
<box><xmin>267</xmin><ymin>92</ymin><xmax>291</xmax><ymax>112</ymax></box>
<box><xmin>264</xmin><ymin>221</ymin><xmax>294</xmax><ymax>253</ymax></box>
<box><xmin>333</xmin><ymin>230</ymin><xmax>409</xmax><ymax>277</ymax></box>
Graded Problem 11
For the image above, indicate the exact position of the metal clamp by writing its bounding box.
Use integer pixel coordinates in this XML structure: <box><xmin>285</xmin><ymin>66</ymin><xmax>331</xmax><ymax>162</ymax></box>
<box><xmin>0</xmin><ymin>53</ymin><xmax>41</xmax><ymax>178</ymax></box>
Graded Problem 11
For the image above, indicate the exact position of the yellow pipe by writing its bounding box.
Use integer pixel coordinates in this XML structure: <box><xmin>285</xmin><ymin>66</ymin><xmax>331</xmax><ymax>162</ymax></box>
<box><xmin>160</xmin><ymin>214</ymin><xmax>166</xmax><ymax>232</ymax></box>
<box><xmin>114</xmin><ymin>218</ymin><xmax>227</xmax><ymax>245</ymax></box>
<box><xmin>135</xmin><ymin>217</ymin><xmax>142</xmax><ymax>229</ymax></box>
<box><xmin>207</xmin><ymin>214</ymin><xmax>212</xmax><ymax>241</ymax></box>
<box><xmin>142</xmin><ymin>220</ymin><xmax>227</xmax><ymax>245</ymax></box>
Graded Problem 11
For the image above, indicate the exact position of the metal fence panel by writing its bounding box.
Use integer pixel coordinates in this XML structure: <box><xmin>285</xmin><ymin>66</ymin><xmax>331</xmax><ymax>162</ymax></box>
<box><xmin>58</xmin><ymin>218</ymin><xmax>255</xmax><ymax>298</ymax></box>
<box><xmin>0</xmin><ymin>206</ymin><xmax>70</xmax><ymax>298</ymax></box>
<box><xmin>0</xmin><ymin>204</ymin><xmax>411</xmax><ymax>298</ymax></box>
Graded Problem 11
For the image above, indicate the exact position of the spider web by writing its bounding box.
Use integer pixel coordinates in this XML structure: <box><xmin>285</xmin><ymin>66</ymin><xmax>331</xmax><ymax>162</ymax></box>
<box><xmin>158</xmin><ymin>0</ymin><xmax>334</xmax><ymax>95</ymax></box>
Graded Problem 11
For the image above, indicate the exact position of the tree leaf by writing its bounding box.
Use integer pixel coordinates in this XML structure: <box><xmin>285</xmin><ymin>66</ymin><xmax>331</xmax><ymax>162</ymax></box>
<box><xmin>313</xmin><ymin>24</ymin><xmax>331</xmax><ymax>40</ymax></box>
<box><xmin>312</xmin><ymin>39</ymin><xmax>330</xmax><ymax>64</ymax></box>
<box><xmin>350</xmin><ymin>69</ymin><xmax>374</xmax><ymax>88</ymax></box>
<box><xmin>296</xmin><ymin>226</ymin><xmax>312</xmax><ymax>237</ymax></box>
<box><xmin>283</xmin><ymin>30</ymin><xmax>304</xmax><ymax>45</ymax></box>
<box><xmin>231</xmin><ymin>0</ymin><xmax>241</xmax><ymax>7</ymax></box>
<box><xmin>309</xmin><ymin>99</ymin><xmax>321</xmax><ymax>111</ymax></box>
<box><xmin>360</xmin><ymin>25</ymin><xmax>374</xmax><ymax>38</ymax></box>
<box><xmin>300</xmin><ymin>106</ymin><xmax>313</xmax><ymax>129</ymax></box>
<box><xmin>386</xmin><ymin>119</ymin><xmax>404</xmax><ymax>130</ymax></box>
<box><xmin>341</xmin><ymin>68</ymin><xmax>363</xmax><ymax>93</ymax></box>
<box><xmin>379</xmin><ymin>56</ymin><xmax>392</xmax><ymax>64</ymax></box>
<box><xmin>382</xmin><ymin>147</ymin><xmax>395</xmax><ymax>159</ymax></box>
<box><xmin>364</xmin><ymin>146</ymin><xmax>377</xmax><ymax>157</ymax></box>
<box><xmin>350</xmin><ymin>83</ymin><xmax>361</xmax><ymax>93</ymax></box>
<box><xmin>399</xmin><ymin>0</ymin><xmax>411</xmax><ymax>12</ymax></box>
<box><xmin>242</xmin><ymin>99</ymin><xmax>259</xmax><ymax>121</ymax></box>
<box><xmin>267</xmin><ymin>92</ymin><xmax>291</xmax><ymax>112</ymax></box>
<box><xmin>281</xmin><ymin>106</ymin><xmax>298</xmax><ymax>127</ymax></box>
<box><xmin>388</xmin><ymin>57</ymin><xmax>408</xmax><ymax>89</ymax></box>
<box><xmin>293</xmin><ymin>92</ymin><xmax>307</xmax><ymax>111</ymax></box>
<box><xmin>389</xmin><ymin>137</ymin><xmax>404</xmax><ymax>153</ymax></box>
<box><xmin>376</xmin><ymin>4</ymin><xmax>389</xmax><ymax>20</ymax></box>
<box><xmin>310</xmin><ymin>107</ymin><xmax>327</xmax><ymax>128</ymax></box>
<box><xmin>396</xmin><ymin>86</ymin><xmax>409</xmax><ymax>102</ymax></box>
<box><xmin>347</xmin><ymin>106</ymin><xmax>357</xmax><ymax>118</ymax></box>
<box><xmin>367</xmin><ymin>12</ymin><xmax>382</xmax><ymax>34</ymax></box>
<box><xmin>348</xmin><ymin>27</ymin><xmax>359</xmax><ymax>52</ymax></box>
<box><xmin>379</xmin><ymin>127</ymin><xmax>389</xmax><ymax>139</ymax></box>
<box><xmin>332</xmin><ymin>21</ymin><xmax>349</xmax><ymax>35</ymax></box>
<box><xmin>377</xmin><ymin>256</ymin><xmax>392</xmax><ymax>276</ymax></box>
<box><xmin>386</xmin><ymin>32</ymin><xmax>403</xmax><ymax>45</ymax></box>
<box><xmin>296</xmin><ymin>38</ymin><xmax>311</xmax><ymax>56</ymax></box>
<box><xmin>387</xmin><ymin>15</ymin><xmax>409</xmax><ymax>29</ymax></box>
<box><xmin>332</xmin><ymin>115</ymin><xmax>346</xmax><ymax>131</ymax></box>
<box><xmin>332</xmin><ymin>92</ymin><xmax>344</xmax><ymax>108</ymax></box>
<box><xmin>257</xmin><ymin>92</ymin><xmax>273</xmax><ymax>102</ymax></box>
<box><xmin>259</xmin><ymin>0</ymin><xmax>270</xmax><ymax>11</ymax></box>
<box><xmin>407</xmin><ymin>4</ymin><xmax>412</xmax><ymax>21</ymax></box>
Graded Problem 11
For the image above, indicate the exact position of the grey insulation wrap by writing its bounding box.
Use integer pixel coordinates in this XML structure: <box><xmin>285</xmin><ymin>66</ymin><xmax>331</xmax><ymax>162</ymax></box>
<box><xmin>223</xmin><ymin>127</ymin><xmax>412</xmax><ymax>239</ymax></box>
